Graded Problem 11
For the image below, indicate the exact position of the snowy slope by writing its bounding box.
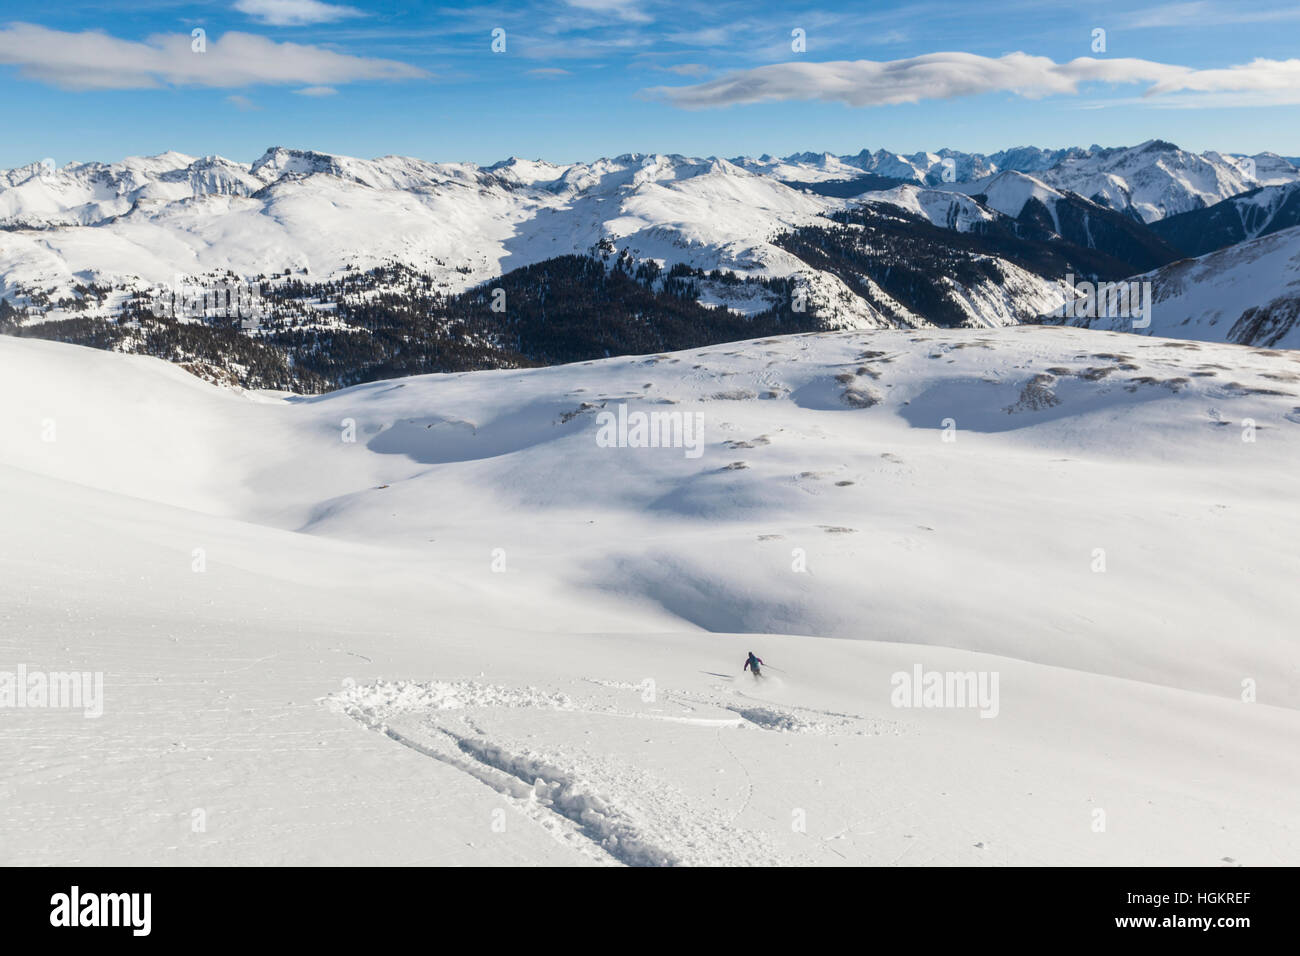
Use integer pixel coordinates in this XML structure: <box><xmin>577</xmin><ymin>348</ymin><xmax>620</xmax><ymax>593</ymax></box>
<box><xmin>733</xmin><ymin>151</ymin><xmax>873</xmax><ymax>183</ymax></box>
<box><xmin>0</xmin><ymin>148</ymin><xmax>842</xmax><ymax>308</ymax></box>
<box><xmin>1054</xmin><ymin>226</ymin><xmax>1300</xmax><ymax>348</ymax></box>
<box><xmin>856</xmin><ymin>184</ymin><xmax>998</xmax><ymax>232</ymax></box>
<box><xmin>972</xmin><ymin>170</ymin><xmax>1068</xmax><ymax>220</ymax></box>
<box><xmin>1152</xmin><ymin>182</ymin><xmax>1300</xmax><ymax>257</ymax></box>
<box><xmin>743</xmin><ymin>147</ymin><xmax>1004</xmax><ymax>185</ymax></box>
<box><xmin>738</xmin><ymin>143</ymin><xmax>1296</xmax><ymax>207</ymax></box>
<box><xmin>1245</xmin><ymin>152</ymin><xmax>1300</xmax><ymax>186</ymax></box>
<box><xmin>989</xmin><ymin>145</ymin><xmax>1090</xmax><ymax>174</ymax></box>
<box><xmin>852</xmin><ymin>175</ymin><xmax>1180</xmax><ymax>279</ymax></box>
<box><xmin>0</xmin><ymin>152</ymin><xmax>261</xmax><ymax>228</ymax></box>
<box><xmin>871</xmin><ymin>171</ymin><xmax>1076</xmax><ymax>228</ymax></box>
<box><xmin>3</xmin><ymin>326</ymin><xmax>1298</xmax><ymax>865</ymax></box>
<box><xmin>1035</xmin><ymin>140</ymin><xmax>1263</xmax><ymax>223</ymax></box>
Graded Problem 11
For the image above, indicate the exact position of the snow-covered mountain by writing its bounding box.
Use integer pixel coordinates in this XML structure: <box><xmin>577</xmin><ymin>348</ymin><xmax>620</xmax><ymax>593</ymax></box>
<box><xmin>1</xmin><ymin>141</ymin><xmax>1290</xmax><ymax>307</ymax></box>
<box><xmin>0</xmin><ymin>151</ymin><xmax>262</xmax><ymax>229</ymax></box>
<box><xmin>1152</xmin><ymin>182</ymin><xmax>1300</xmax><ymax>257</ymax></box>
<box><xmin>738</xmin><ymin>146</ymin><xmax>987</xmax><ymax>185</ymax></box>
<box><xmin>1030</xmin><ymin>140</ymin><xmax>1268</xmax><ymax>223</ymax></box>
<box><xmin>741</xmin><ymin>141</ymin><xmax>1299</xmax><ymax>220</ymax></box>
<box><xmin>936</xmin><ymin>141</ymin><xmax>1279</xmax><ymax>224</ymax></box>
<box><xmin>2</xmin><ymin>142</ymin><xmax>1298</xmax><ymax>395</ymax></box>
<box><xmin>0</xmin><ymin>146</ymin><xmax>1126</xmax><ymax>393</ymax></box>
<box><xmin>4</xmin><ymin>140</ymin><xmax>1286</xmax><ymax>303</ymax></box>
<box><xmin>1050</xmin><ymin>225</ymin><xmax>1300</xmax><ymax>348</ymax></box>
<box><xmin>0</xmin><ymin>147</ymin><xmax>843</xmax><ymax>307</ymax></box>
<box><xmin>732</xmin><ymin>150</ymin><xmax>874</xmax><ymax>183</ymax></box>
<box><xmin>861</xmin><ymin>172</ymin><xmax>1180</xmax><ymax>273</ymax></box>
<box><xmin>988</xmin><ymin>145</ymin><xmax>1091</xmax><ymax>174</ymax></box>
<box><xmin>856</xmin><ymin>183</ymin><xmax>999</xmax><ymax>233</ymax></box>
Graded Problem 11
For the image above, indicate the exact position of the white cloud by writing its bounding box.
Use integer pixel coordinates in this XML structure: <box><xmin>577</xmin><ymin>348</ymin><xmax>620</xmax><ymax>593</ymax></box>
<box><xmin>225</xmin><ymin>94</ymin><xmax>261</xmax><ymax>111</ymax></box>
<box><xmin>525</xmin><ymin>68</ymin><xmax>572</xmax><ymax>77</ymax></box>
<box><xmin>653</xmin><ymin>63</ymin><xmax>710</xmax><ymax>77</ymax></box>
<box><xmin>1117</xmin><ymin>2</ymin><xmax>1300</xmax><ymax>28</ymax></box>
<box><xmin>0</xmin><ymin>24</ymin><xmax>427</xmax><ymax>91</ymax></box>
<box><xmin>644</xmin><ymin>52</ymin><xmax>1300</xmax><ymax>110</ymax></box>
<box><xmin>1145</xmin><ymin>57</ymin><xmax>1300</xmax><ymax>97</ymax></box>
<box><xmin>664</xmin><ymin>27</ymin><xmax>732</xmax><ymax>47</ymax></box>
<box><xmin>564</xmin><ymin>0</ymin><xmax>653</xmax><ymax>24</ymax></box>
<box><xmin>293</xmin><ymin>85</ymin><xmax>338</xmax><ymax>96</ymax></box>
<box><xmin>234</xmin><ymin>0</ymin><xmax>364</xmax><ymax>27</ymax></box>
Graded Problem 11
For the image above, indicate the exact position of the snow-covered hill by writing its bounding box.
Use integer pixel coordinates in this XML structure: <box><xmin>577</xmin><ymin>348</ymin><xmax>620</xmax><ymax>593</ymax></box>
<box><xmin>1052</xmin><ymin>226</ymin><xmax>1300</xmax><ymax>349</ymax></box>
<box><xmin>2</xmin><ymin>326</ymin><xmax>1298</xmax><ymax>865</ymax></box>
<box><xmin>857</xmin><ymin>183</ymin><xmax>999</xmax><ymax>233</ymax></box>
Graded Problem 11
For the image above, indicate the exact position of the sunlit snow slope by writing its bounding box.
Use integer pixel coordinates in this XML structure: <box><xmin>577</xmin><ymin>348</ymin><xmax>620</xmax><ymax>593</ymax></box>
<box><xmin>2</xmin><ymin>326</ymin><xmax>1297</xmax><ymax>865</ymax></box>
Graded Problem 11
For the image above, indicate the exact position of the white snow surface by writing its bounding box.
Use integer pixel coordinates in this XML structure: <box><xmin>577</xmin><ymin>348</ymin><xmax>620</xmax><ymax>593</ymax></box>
<box><xmin>0</xmin><ymin>149</ymin><xmax>836</xmax><ymax>305</ymax></box>
<box><xmin>1057</xmin><ymin>225</ymin><xmax>1300</xmax><ymax>348</ymax></box>
<box><xmin>856</xmin><ymin>184</ymin><xmax>1000</xmax><ymax>232</ymax></box>
<box><xmin>2</xmin><ymin>326</ymin><xmax>1298</xmax><ymax>865</ymax></box>
<box><xmin>1036</xmin><ymin>141</ymin><xmax>1258</xmax><ymax>224</ymax></box>
<box><xmin>974</xmin><ymin>170</ymin><xmax>1068</xmax><ymax>220</ymax></box>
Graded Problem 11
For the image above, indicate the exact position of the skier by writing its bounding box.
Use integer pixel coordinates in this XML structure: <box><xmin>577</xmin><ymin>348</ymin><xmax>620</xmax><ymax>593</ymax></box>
<box><xmin>743</xmin><ymin>651</ymin><xmax>764</xmax><ymax>678</ymax></box>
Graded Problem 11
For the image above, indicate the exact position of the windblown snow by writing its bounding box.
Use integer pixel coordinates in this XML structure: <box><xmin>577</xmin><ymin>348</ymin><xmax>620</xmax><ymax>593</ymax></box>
<box><xmin>2</xmin><ymin>325</ymin><xmax>1298</xmax><ymax>865</ymax></box>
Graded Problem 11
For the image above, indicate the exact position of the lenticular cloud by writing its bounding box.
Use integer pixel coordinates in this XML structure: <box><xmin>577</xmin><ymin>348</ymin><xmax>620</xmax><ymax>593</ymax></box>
<box><xmin>646</xmin><ymin>51</ymin><xmax>1300</xmax><ymax>109</ymax></box>
<box><xmin>0</xmin><ymin>23</ymin><xmax>426</xmax><ymax>91</ymax></box>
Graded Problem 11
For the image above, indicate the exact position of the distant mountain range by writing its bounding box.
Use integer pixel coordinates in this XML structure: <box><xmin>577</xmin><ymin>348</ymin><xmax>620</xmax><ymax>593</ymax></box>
<box><xmin>741</xmin><ymin>139</ymin><xmax>1300</xmax><ymax>221</ymax></box>
<box><xmin>2</xmin><ymin>140</ymin><xmax>1298</xmax><ymax>391</ymax></box>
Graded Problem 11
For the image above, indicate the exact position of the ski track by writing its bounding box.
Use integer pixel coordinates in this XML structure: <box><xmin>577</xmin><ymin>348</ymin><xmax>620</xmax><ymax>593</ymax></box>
<box><xmin>670</xmin><ymin>684</ymin><xmax>909</xmax><ymax>736</ymax></box>
<box><xmin>9</xmin><ymin>324</ymin><xmax>1300</xmax><ymax>866</ymax></box>
<box><xmin>325</xmin><ymin>676</ymin><xmax>905</xmax><ymax>865</ymax></box>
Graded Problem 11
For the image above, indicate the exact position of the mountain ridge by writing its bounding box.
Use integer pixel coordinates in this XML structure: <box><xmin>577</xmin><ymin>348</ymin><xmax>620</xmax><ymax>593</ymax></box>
<box><xmin>3</xmin><ymin>140</ymin><xmax>1298</xmax><ymax>393</ymax></box>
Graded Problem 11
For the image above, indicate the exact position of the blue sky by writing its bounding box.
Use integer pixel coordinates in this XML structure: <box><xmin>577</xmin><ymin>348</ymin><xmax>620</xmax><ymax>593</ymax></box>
<box><xmin>1</xmin><ymin>0</ymin><xmax>1298</xmax><ymax>168</ymax></box>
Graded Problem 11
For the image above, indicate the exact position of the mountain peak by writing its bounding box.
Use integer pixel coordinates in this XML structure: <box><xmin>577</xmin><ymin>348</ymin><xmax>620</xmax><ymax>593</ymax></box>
<box><xmin>250</xmin><ymin>146</ymin><xmax>348</xmax><ymax>180</ymax></box>
<box><xmin>1136</xmin><ymin>139</ymin><xmax>1183</xmax><ymax>154</ymax></box>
